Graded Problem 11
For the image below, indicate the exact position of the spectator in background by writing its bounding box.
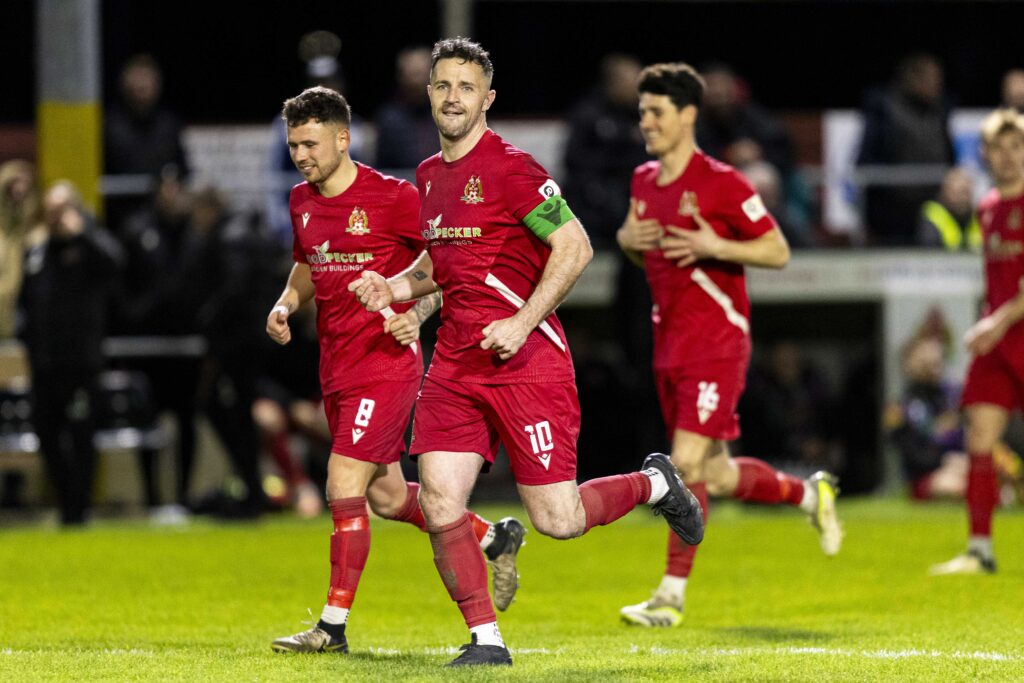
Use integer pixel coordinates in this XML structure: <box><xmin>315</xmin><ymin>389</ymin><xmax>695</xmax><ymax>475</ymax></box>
<box><xmin>0</xmin><ymin>160</ymin><xmax>41</xmax><ymax>338</ymax></box>
<box><xmin>563</xmin><ymin>53</ymin><xmax>648</xmax><ymax>248</ymax></box>
<box><xmin>918</xmin><ymin>167</ymin><xmax>980</xmax><ymax>251</ymax></box>
<box><xmin>180</xmin><ymin>188</ymin><xmax>286</xmax><ymax>518</ymax></box>
<box><xmin>104</xmin><ymin>54</ymin><xmax>189</xmax><ymax>233</ymax></box>
<box><xmin>18</xmin><ymin>181</ymin><xmax>123</xmax><ymax>525</ymax></box>
<box><xmin>562</xmin><ymin>54</ymin><xmax>663</xmax><ymax>457</ymax></box>
<box><xmin>696</xmin><ymin>64</ymin><xmax>813</xmax><ymax>248</ymax></box>
<box><xmin>266</xmin><ymin>31</ymin><xmax>369</xmax><ymax>244</ymax></box>
<box><xmin>739</xmin><ymin>340</ymin><xmax>838</xmax><ymax>473</ymax></box>
<box><xmin>857</xmin><ymin>53</ymin><xmax>955</xmax><ymax>246</ymax></box>
<box><xmin>887</xmin><ymin>329</ymin><xmax>1022</xmax><ymax>501</ymax></box>
<box><xmin>115</xmin><ymin>169</ymin><xmax>202</xmax><ymax>514</ymax></box>
<box><xmin>1001</xmin><ymin>68</ymin><xmax>1024</xmax><ymax>113</ymax></box>
<box><xmin>374</xmin><ymin>46</ymin><xmax>437</xmax><ymax>170</ymax></box>
<box><xmin>697</xmin><ymin>63</ymin><xmax>794</xmax><ymax>175</ymax></box>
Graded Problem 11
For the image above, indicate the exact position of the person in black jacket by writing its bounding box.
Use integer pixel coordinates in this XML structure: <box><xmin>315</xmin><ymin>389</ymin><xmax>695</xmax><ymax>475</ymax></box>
<box><xmin>19</xmin><ymin>181</ymin><xmax>123</xmax><ymax>525</ymax></box>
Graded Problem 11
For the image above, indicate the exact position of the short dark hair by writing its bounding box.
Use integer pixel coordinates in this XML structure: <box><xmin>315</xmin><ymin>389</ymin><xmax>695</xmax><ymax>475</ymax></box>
<box><xmin>281</xmin><ymin>86</ymin><xmax>352</xmax><ymax>128</ymax></box>
<box><xmin>638</xmin><ymin>62</ymin><xmax>705</xmax><ymax>110</ymax></box>
<box><xmin>431</xmin><ymin>37</ymin><xmax>494</xmax><ymax>82</ymax></box>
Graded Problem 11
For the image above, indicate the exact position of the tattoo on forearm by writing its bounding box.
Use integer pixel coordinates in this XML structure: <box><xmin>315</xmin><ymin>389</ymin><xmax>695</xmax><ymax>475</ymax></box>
<box><xmin>412</xmin><ymin>270</ymin><xmax>428</xmax><ymax>281</ymax></box>
<box><xmin>412</xmin><ymin>290</ymin><xmax>442</xmax><ymax>323</ymax></box>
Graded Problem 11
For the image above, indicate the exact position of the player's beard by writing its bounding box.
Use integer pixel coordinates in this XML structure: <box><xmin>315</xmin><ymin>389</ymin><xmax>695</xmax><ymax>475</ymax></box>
<box><xmin>303</xmin><ymin>154</ymin><xmax>342</xmax><ymax>185</ymax></box>
<box><xmin>435</xmin><ymin>106</ymin><xmax>482</xmax><ymax>142</ymax></box>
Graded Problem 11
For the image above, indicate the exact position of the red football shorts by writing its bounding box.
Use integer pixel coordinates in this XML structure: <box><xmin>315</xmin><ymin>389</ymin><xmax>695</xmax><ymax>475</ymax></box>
<box><xmin>961</xmin><ymin>346</ymin><xmax>1024</xmax><ymax>411</ymax></box>
<box><xmin>323</xmin><ymin>377</ymin><xmax>420</xmax><ymax>463</ymax></box>
<box><xmin>655</xmin><ymin>355</ymin><xmax>748</xmax><ymax>441</ymax></box>
<box><xmin>411</xmin><ymin>374</ymin><xmax>580</xmax><ymax>486</ymax></box>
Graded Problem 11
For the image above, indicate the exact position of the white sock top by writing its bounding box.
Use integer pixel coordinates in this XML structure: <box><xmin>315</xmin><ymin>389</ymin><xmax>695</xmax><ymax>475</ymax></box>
<box><xmin>320</xmin><ymin>605</ymin><xmax>349</xmax><ymax>625</ymax></box>
<box><xmin>470</xmin><ymin>621</ymin><xmax>505</xmax><ymax>647</ymax></box>
<box><xmin>642</xmin><ymin>467</ymin><xmax>670</xmax><ymax>504</ymax></box>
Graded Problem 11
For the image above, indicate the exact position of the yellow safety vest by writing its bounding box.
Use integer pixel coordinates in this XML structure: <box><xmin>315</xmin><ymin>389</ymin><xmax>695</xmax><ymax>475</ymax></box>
<box><xmin>922</xmin><ymin>201</ymin><xmax>981</xmax><ymax>251</ymax></box>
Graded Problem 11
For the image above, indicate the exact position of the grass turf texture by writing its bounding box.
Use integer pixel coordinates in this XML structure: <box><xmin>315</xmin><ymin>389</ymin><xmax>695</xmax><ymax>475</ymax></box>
<box><xmin>1</xmin><ymin>497</ymin><xmax>1021</xmax><ymax>682</ymax></box>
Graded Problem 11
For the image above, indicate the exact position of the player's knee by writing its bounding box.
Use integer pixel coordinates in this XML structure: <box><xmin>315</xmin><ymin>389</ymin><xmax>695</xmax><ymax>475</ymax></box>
<box><xmin>366</xmin><ymin>490</ymin><xmax>403</xmax><ymax>518</ymax></box>
<box><xmin>417</xmin><ymin>485</ymin><xmax>463</xmax><ymax>525</ymax></box>
<box><xmin>671</xmin><ymin>453</ymin><xmax>703</xmax><ymax>483</ymax></box>
<box><xmin>705</xmin><ymin>477</ymin><xmax>731</xmax><ymax>497</ymax></box>
<box><xmin>532</xmin><ymin>518</ymin><xmax>582</xmax><ymax>540</ymax></box>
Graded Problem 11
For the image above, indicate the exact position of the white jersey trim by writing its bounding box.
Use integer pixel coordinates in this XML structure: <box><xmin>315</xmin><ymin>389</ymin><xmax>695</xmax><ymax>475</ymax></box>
<box><xmin>379</xmin><ymin>306</ymin><xmax>418</xmax><ymax>355</ymax></box>
<box><xmin>690</xmin><ymin>267</ymin><xmax>750</xmax><ymax>335</ymax></box>
<box><xmin>484</xmin><ymin>273</ymin><xmax>567</xmax><ymax>352</ymax></box>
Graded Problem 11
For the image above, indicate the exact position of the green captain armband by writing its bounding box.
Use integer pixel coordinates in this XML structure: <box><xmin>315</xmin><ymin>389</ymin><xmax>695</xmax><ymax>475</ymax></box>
<box><xmin>522</xmin><ymin>196</ymin><xmax>577</xmax><ymax>239</ymax></box>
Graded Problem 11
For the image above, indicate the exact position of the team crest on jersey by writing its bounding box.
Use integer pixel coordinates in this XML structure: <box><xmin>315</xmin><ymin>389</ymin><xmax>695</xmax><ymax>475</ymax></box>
<box><xmin>679</xmin><ymin>191</ymin><xmax>699</xmax><ymax>216</ymax></box>
<box><xmin>347</xmin><ymin>207</ymin><xmax>370</xmax><ymax>235</ymax></box>
<box><xmin>1009</xmin><ymin>207</ymin><xmax>1022</xmax><ymax>230</ymax></box>
<box><xmin>461</xmin><ymin>175</ymin><xmax>484</xmax><ymax>204</ymax></box>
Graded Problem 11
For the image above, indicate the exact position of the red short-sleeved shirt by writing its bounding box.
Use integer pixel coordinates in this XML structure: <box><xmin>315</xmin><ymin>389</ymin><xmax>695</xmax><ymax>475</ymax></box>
<box><xmin>290</xmin><ymin>163</ymin><xmax>424</xmax><ymax>394</ymax></box>
<box><xmin>630</xmin><ymin>151</ymin><xmax>777</xmax><ymax>368</ymax></box>
<box><xmin>416</xmin><ymin>129</ymin><xmax>574</xmax><ymax>384</ymax></box>
<box><xmin>977</xmin><ymin>189</ymin><xmax>1024</xmax><ymax>355</ymax></box>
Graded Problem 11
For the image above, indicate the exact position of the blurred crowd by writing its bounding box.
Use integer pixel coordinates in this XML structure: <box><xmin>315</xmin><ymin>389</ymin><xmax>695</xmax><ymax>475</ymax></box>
<box><xmin>2</xmin><ymin>40</ymin><xmax>1022</xmax><ymax>525</ymax></box>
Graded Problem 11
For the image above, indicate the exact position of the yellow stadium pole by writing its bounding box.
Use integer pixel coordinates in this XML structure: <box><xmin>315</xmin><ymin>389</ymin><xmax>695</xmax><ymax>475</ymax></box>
<box><xmin>36</xmin><ymin>0</ymin><xmax>102</xmax><ymax>215</ymax></box>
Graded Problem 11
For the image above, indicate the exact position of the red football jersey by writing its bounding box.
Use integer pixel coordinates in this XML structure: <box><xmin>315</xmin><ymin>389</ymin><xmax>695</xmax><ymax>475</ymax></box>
<box><xmin>416</xmin><ymin>129</ymin><xmax>574</xmax><ymax>384</ymax></box>
<box><xmin>290</xmin><ymin>163</ymin><xmax>424</xmax><ymax>393</ymax></box>
<box><xmin>630</xmin><ymin>151</ymin><xmax>777</xmax><ymax>368</ymax></box>
<box><xmin>977</xmin><ymin>188</ymin><xmax>1024</xmax><ymax>352</ymax></box>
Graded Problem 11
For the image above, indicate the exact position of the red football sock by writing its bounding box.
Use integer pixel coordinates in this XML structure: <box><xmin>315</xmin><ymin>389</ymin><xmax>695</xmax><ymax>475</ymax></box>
<box><xmin>578</xmin><ymin>472</ymin><xmax>651</xmax><ymax>533</ymax></box>
<box><xmin>429</xmin><ymin>513</ymin><xmax>495</xmax><ymax>628</ymax></box>
<box><xmin>326</xmin><ymin>497</ymin><xmax>370</xmax><ymax>609</ymax></box>
<box><xmin>666</xmin><ymin>482</ymin><xmax>708</xmax><ymax>576</ymax></box>
<box><xmin>390</xmin><ymin>483</ymin><xmax>493</xmax><ymax>543</ymax></box>
<box><xmin>390</xmin><ymin>483</ymin><xmax>428</xmax><ymax>531</ymax></box>
<box><xmin>966</xmin><ymin>453</ymin><xmax>998</xmax><ymax>537</ymax></box>
<box><xmin>733</xmin><ymin>457</ymin><xmax>804</xmax><ymax>506</ymax></box>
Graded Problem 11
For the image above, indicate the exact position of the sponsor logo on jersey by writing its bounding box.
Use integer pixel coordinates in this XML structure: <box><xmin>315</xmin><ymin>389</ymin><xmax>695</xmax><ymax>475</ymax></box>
<box><xmin>423</xmin><ymin>213</ymin><xmax>481</xmax><ymax>240</ymax></box>
<box><xmin>425</xmin><ymin>180</ymin><xmax>432</xmax><ymax>196</ymax></box>
<box><xmin>696</xmin><ymin>381</ymin><xmax>720</xmax><ymax>425</ymax></box>
<box><xmin>305</xmin><ymin>240</ymin><xmax>374</xmax><ymax>266</ymax></box>
<box><xmin>347</xmin><ymin>207</ymin><xmax>370</xmax><ymax>235</ymax></box>
<box><xmin>537</xmin><ymin>178</ymin><xmax>561</xmax><ymax>199</ymax></box>
<box><xmin>301</xmin><ymin>211</ymin><xmax>311</xmax><ymax>228</ymax></box>
<box><xmin>742</xmin><ymin>193</ymin><xmax>768</xmax><ymax>222</ymax></box>
<box><xmin>461</xmin><ymin>175</ymin><xmax>484</xmax><ymax>204</ymax></box>
<box><xmin>986</xmin><ymin>232</ymin><xmax>1024</xmax><ymax>258</ymax></box>
<box><xmin>679</xmin><ymin>191</ymin><xmax>699</xmax><ymax>216</ymax></box>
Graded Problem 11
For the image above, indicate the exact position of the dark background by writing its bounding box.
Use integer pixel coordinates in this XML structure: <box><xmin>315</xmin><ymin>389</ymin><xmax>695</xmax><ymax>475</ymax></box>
<box><xmin>3</xmin><ymin>0</ymin><xmax>1023</xmax><ymax>123</ymax></box>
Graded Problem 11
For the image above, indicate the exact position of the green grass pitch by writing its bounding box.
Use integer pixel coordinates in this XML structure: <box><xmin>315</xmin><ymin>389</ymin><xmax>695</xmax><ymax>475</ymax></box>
<box><xmin>1</xmin><ymin>497</ymin><xmax>1021</xmax><ymax>681</ymax></box>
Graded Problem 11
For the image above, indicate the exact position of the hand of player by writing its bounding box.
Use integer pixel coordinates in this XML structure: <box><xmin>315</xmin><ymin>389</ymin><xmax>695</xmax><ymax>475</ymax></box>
<box><xmin>616</xmin><ymin>198</ymin><xmax>663</xmax><ymax>252</ymax></box>
<box><xmin>384</xmin><ymin>310</ymin><xmax>421</xmax><ymax>346</ymax></box>
<box><xmin>480</xmin><ymin>316</ymin><xmax>531</xmax><ymax>360</ymax></box>
<box><xmin>965</xmin><ymin>314</ymin><xmax>1008</xmax><ymax>356</ymax></box>
<box><xmin>266</xmin><ymin>305</ymin><xmax>291</xmax><ymax>345</ymax></box>
<box><xmin>348</xmin><ymin>270</ymin><xmax>393</xmax><ymax>312</ymax></box>
<box><xmin>660</xmin><ymin>213</ymin><xmax>722</xmax><ymax>267</ymax></box>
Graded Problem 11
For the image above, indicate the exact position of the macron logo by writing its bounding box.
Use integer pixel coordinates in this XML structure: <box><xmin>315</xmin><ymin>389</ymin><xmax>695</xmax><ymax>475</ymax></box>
<box><xmin>352</xmin><ymin>428</ymin><xmax>365</xmax><ymax>444</ymax></box>
<box><xmin>538</xmin><ymin>453</ymin><xmax>552</xmax><ymax>470</ymax></box>
<box><xmin>302</xmin><ymin>212</ymin><xmax>311</xmax><ymax>228</ymax></box>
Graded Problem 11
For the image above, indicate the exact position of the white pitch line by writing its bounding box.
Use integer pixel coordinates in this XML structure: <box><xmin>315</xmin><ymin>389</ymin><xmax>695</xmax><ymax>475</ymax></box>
<box><xmin>2</xmin><ymin>645</ymin><xmax>1020</xmax><ymax>662</ymax></box>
